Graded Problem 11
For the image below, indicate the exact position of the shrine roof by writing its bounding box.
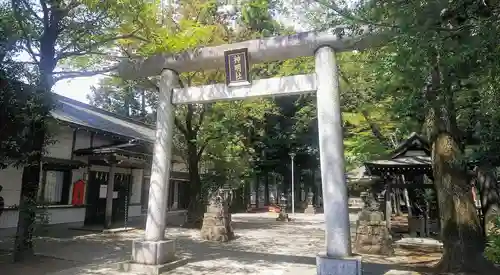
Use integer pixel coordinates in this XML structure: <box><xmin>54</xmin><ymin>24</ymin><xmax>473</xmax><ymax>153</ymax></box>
<box><xmin>365</xmin><ymin>155</ymin><xmax>431</xmax><ymax>167</ymax></box>
<box><xmin>391</xmin><ymin>132</ymin><xmax>430</xmax><ymax>159</ymax></box>
<box><xmin>51</xmin><ymin>94</ymin><xmax>156</xmax><ymax>143</ymax></box>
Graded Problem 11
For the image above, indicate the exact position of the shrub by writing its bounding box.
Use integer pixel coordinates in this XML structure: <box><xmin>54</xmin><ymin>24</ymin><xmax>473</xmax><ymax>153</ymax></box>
<box><xmin>485</xmin><ymin>215</ymin><xmax>500</xmax><ymax>264</ymax></box>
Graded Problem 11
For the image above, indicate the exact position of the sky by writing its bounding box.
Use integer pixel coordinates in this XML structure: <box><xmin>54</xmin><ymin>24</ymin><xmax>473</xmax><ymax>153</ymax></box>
<box><xmin>53</xmin><ymin>76</ymin><xmax>101</xmax><ymax>103</ymax></box>
<box><xmin>52</xmin><ymin>5</ymin><xmax>307</xmax><ymax>104</ymax></box>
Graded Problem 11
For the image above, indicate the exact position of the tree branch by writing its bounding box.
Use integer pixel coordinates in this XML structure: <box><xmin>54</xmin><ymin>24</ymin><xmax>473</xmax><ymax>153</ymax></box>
<box><xmin>314</xmin><ymin>0</ymin><xmax>471</xmax><ymax>33</ymax></box>
<box><xmin>174</xmin><ymin>117</ymin><xmax>188</xmax><ymax>136</ymax></box>
<box><xmin>314</xmin><ymin>0</ymin><xmax>396</xmax><ymax>29</ymax></box>
<box><xmin>57</xmin><ymin>51</ymin><xmax>127</xmax><ymax>60</ymax></box>
<box><xmin>360</xmin><ymin>110</ymin><xmax>390</xmax><ymax>148</ymax></box>
<box><xmin>52</xmin><ymin>66</ymin><xmax>118</xmax><ymax>82</ymax></box>
<box><xmin>339</xmin><ymin>69</ymin><xmax>390</xmax><ymax>147</ymax></box>
<box><xmin>197</xmin><ymin>143</ymin><xmax>207</xmax><ymax>160</ymax></box>
<box><xmin>194</xmin><ymin>104</ymin><xmax>207</xmax><ymax>134</ymax></box>
<box><xmin>56</xmin><ymin>32</ymin><xmax>146</xmax><ymax>61</ymax></box>
<box><xmin>39</xmin><ymin>0</ymin><xmax>50</xmax><ymax>29</ymax></box>
<box><xmin>197</xmin><ymin>135</ymin><xmax>222</xmax><ymax>160</ymax></box>
<box><xmin>12</xmin><ymin>0</ymin><xmax>39</xmax><ymax>64</ymax></box>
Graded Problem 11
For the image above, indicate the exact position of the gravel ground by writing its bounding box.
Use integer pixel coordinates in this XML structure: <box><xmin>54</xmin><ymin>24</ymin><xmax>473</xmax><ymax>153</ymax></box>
<box><xmin>0</xmin><ymin>213</ymin><xmax>439</xmax><ymax>275</ymax></box>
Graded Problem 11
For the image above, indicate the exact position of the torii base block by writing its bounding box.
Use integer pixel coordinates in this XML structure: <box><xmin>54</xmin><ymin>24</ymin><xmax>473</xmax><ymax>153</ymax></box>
<box><xmin>117</xmin><ymin>239</ymin><xmax>188</xmax><ymax>275</ymax></box>
<box><xmin>316</xmin><ymin>253</ymin><xmax>362</xmax><ymax>275</ymax></box>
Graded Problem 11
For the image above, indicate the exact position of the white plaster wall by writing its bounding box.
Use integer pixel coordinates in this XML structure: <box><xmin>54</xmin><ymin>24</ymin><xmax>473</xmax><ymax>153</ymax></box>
<box><xmin>0</xmin><ymin>207</ymin><xmax>85</xmax><ymax>229</ymax></box>
<box><xmin>47</xmin><ymin>207</ymin><xmax>86</xmax><ymax>224</ymax></box>
<box><xmin>131</xmin><ymin>169</ymin><xmax>143</xmax><ymax>204</ymax></box>
<box><xmin>45</xmin><ymin>127</ymin><xmax>74</xmax><ymax>160</ymax></box>
<box><xmin>0</xmin><ymin>167</ymin><xmax>23</xmax><ymax>206</ymax></box>
<box><xmin>0</xmin><ymin>210</ymin><xmax>18</xmax><ymax>228</ymax></box>
<box><xmin>74</xmin><ymin>130</ymin><xmax>91</xmax><ymax>150</ymax></box>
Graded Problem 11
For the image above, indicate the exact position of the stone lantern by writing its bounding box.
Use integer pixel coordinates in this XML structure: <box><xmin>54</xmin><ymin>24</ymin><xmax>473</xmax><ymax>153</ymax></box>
<box><xmin>200</xmin><ymin>187</ymin><xmax>235</xmax><ymax>242</ymax></box>
<box><xmin>304</xmin><ymin>189</ymin><xmax>316</xmax><ymax>214</ymax></box>
<box><xmin>276</xmin><ymin>192</ymin><xmax>291</xmax><ymax>222</ymax></box>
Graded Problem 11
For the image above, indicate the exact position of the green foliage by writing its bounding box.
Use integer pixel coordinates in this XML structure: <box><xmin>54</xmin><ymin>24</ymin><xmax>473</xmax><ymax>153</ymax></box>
<box><xmin>485</xmin><ymin>216</ymin><xmax>500</xmax><ymax>264</ymax></box>
<box><xmin>0</xmin><ymin>74</ymin><xmax>53</xmax><ymax>167</ymax></box>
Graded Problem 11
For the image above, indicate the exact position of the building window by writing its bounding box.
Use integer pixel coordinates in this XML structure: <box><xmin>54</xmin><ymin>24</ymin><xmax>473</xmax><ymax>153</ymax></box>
<box><xmin>40</xmin><ymin>170</ymin><xmax>71</xmax><ymax>204</ymax></box>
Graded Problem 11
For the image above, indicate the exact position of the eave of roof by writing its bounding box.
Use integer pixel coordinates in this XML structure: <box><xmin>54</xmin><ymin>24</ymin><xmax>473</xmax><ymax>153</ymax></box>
<box><xmin>50</xmin><ymin>93</ymin><xmax>156</xmax><ymax>143</ymax></box>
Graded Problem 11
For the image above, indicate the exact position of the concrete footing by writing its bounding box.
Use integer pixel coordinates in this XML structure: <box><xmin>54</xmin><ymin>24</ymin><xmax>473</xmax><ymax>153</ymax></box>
<box><xmin>117</xmin><ymin>239</ymin><xmax>187</xmax><ymax>274</ymax></box>
<box><xmin>132</xmin><ymin>239</ymin><xmax>176</xmax><ymax>265</ymax></box>
<box><xmin>118</xmin><ymin>258</ymin><xmax>188</xmax><ymax>275</ymax></box>
<box><xmin>316</xmin><ymin>253</ymin><xmax>362</xmax><ymax>275</ymax></box>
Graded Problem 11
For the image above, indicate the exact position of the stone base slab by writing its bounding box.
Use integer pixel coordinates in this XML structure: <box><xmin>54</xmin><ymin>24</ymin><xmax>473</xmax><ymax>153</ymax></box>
<box><xmin>118</xmin><ymin>257</ymin><xmax>188</xmax><ymax>275</ymax></box>
<box><xmin>132</xmin><ymin>239</ymin><xmax>176</xmax><ymax>265</ymax></box>
<box><xmin>316</xmin><ymin>253</ymin><xmax>362</xmax><ymax>275</ymax></box>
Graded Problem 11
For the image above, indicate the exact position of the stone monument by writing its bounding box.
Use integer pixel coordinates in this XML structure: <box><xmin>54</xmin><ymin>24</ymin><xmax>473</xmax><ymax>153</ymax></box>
<box><xmin>354</xmin><ymin>191</ymin><xmax>393</xmax><ymax>256</ymax></box>
<box><xmin>304</xmin><ymin>190</ymin><xmax>317</xmax><ymax>214</ymax></box>
<box><xmin>200</xmin><ymin>189</ymin><xmax>234</xmax><ymax>242</ymax></box>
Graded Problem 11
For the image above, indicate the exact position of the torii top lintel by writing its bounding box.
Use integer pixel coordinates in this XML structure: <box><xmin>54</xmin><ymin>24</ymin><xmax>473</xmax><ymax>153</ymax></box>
<box><xmin>118</xmin><ymin>26</ymin><xmax>385</xmax><ymax>79</ymax></box>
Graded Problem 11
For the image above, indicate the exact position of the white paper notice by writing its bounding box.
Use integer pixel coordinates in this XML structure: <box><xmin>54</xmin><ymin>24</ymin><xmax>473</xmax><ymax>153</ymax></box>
<box><xmin>99</xmin><ymin>185</ymin><xmax>107</xmax><ymax>198</ymax></box>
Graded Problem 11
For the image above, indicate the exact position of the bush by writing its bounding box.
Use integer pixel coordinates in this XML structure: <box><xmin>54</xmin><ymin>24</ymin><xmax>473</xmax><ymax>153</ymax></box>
<box><xmin>485</xmin><ymin>215</ymin><xmax>500</xmax><ymax>264</ymax></box>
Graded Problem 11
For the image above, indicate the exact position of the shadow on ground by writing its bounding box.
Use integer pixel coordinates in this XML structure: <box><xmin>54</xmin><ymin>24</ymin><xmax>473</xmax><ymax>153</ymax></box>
<box><xmin>0</xmin><ymin>213</ymin><xmax>441</xmax><ymax>275</ymax></box>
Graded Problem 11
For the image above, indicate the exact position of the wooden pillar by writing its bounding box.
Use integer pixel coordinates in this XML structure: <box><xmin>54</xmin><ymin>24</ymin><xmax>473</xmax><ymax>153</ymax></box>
<box><xmin>105</xmin><ymin>160</ymin><xmax>116</xmax><ymax>229</ymax></box>
<box><xmin>394</xmin><ymin>188</ymin><xmax>403</xmax><ymax>216</ymax></box>
<box><xmin>404</xmin><ymin>188</ymin><xmax>412</xmax><ymax>217</ymax></box>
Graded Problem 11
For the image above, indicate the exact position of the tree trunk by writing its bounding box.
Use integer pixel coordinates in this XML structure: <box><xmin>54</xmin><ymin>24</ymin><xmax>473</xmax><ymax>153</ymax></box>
<box><xmin>13</xmin><ymin>119</ymin><xmax>45</xmax><ymax>262</ymax></box>
<box><xmin>422</xmin><ymin>59</ymin><xmax>498</xmax><ymax>272</ymax></box>
<box><xmin>13</xmin><ymin>72</ymin><xmax>52</xmax><ymax>262</ymax></box>
<box><xmin>184</xmin><ymin>143</ymin><xmax>204</xmax><ymax>228</ymax></box>
<box><xmin>474</xmin><ymin>165</ymin><xmax>500</xmax><ymax>236</ymax></box>
<box><xmin>432</xmin><ymin>133</ymin><xmax>496</xmax><ymax>273</ymax></box>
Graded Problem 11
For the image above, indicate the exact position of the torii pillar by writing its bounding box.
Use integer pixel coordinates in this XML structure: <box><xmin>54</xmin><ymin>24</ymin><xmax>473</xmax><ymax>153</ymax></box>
<box><xmin>119</xmin><ymin>26</ymin><xmax>382</xmax><ymax>275</ymax></box>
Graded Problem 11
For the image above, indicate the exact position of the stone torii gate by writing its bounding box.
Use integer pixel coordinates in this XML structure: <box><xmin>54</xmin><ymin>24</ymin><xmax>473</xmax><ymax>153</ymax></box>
<box><xmin>119</xmin><ymin>27</ymin><xmax>380</xmax><ymax>275</ymax></box>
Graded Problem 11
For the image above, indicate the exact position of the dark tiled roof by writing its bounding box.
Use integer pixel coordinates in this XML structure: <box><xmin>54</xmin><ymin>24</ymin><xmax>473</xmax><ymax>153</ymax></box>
<box><xmin>391</xmin><ymin>132</ymin><xmax>430</xmax><ymax>159</ymax></box>
<box><xmin>51</xmin><ymin>94</ymin><xmax>155</xmax><ymax>143</ymax></box>
<box><xmin>365</xmin><ymin>155</ymin><xmax>431</xmax><ymax>167</ymax></box>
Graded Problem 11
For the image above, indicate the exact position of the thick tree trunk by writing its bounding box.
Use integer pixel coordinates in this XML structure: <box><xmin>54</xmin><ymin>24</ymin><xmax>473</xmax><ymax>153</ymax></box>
<box><xmin>13</xmin><ymin>119</ymin><xmax>45</xmax><ymax>262</ymax></box>
<box><xmin>13</xmin><ymin>74</ymin><xmax>51</xmax><ymax>262</ymax></box>
<box><xmin>184</xmin><ymin>143</ymin><xmax>204</xmax><ymax>228</ymax></box>
<box><xmin>474</xmin><ymin>165</ymin><xmax>500</xmax><ymax>236</ymax></box>
<box><xmin>432</xmin><ymin>133</ymin><xmax>497</xmax><ymax>273</ymax></box>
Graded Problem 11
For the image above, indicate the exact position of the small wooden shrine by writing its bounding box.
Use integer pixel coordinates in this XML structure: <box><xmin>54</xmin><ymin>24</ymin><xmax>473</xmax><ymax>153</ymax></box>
<box><xmin>363</xmin><ymin>133</ymin><xmax>438</xmax><ymax>237</ymax></box>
